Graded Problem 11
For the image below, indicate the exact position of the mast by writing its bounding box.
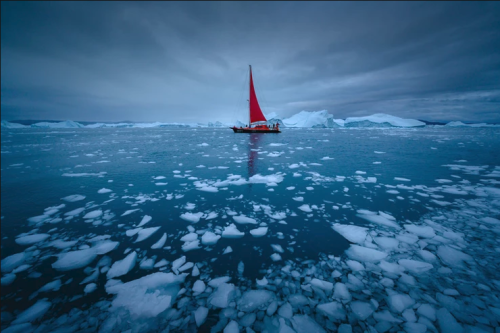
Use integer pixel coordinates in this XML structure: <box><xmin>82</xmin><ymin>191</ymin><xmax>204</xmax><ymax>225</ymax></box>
<box><xmin>249</xmin><ymin>65</ymin><xmax>251</xmax><ymax>126</ymax></box>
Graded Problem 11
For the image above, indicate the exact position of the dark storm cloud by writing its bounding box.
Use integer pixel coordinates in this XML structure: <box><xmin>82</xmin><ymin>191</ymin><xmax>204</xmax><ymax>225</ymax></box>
<box><xmin>1</xmin><ymin>1</ymin><xmax>499</xmax><ymax>123</ymax></box>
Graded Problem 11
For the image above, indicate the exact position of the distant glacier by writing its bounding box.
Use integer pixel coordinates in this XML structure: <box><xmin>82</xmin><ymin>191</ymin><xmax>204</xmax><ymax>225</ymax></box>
<box><xmin>2</xmin><ymin>111</ymin><xmax>499</xmax><ymax>129</ymax></box>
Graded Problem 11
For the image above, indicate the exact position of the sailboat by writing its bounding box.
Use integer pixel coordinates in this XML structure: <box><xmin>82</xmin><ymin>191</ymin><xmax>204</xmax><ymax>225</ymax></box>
<box><xmin>231</xmin><ymin>65</ymin><xmax>281</xmax><ymax>133</ymax></box>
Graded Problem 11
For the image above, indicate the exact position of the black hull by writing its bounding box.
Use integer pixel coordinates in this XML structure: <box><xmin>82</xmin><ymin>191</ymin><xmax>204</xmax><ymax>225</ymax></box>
<box><xmin>231</xmin><ymin>128</ymin><xmax>281</xmax><ymax>133</ymax></box>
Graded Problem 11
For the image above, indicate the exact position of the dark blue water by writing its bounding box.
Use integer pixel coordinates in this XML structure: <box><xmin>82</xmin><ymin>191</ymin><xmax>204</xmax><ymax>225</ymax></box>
<box><xmin>1</xmin><ymin>127</ymin><xmax>499</xmax><ymax>332</ymax></box>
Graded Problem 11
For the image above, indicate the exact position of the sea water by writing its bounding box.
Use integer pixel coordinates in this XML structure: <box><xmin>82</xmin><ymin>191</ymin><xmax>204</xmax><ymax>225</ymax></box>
<box><xmin>1</xmin><ymin>127</ymin><xmax>500</xmax><ymax>332</ymax></box>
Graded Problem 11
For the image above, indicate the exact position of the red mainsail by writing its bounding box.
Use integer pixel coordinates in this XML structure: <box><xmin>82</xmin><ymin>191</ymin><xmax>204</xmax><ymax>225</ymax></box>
<box><xmin>249</xmin><ymin>67</ymin><xmax>267</xmax><ymax>124</ymax></box>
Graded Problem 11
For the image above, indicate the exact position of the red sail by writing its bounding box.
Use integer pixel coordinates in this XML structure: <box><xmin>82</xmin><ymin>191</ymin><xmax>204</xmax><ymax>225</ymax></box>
<box><xmin>249</xmin><ymin>68</ymin><xmax>267</xmax><ymax>124</ymax></box>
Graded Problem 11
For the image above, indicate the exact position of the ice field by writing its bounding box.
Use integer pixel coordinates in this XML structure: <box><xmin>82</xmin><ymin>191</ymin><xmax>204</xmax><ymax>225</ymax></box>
<box><xmin>1</xmin><ymin>126</ymin><xmax>500</xmax><ymax>333</ymax></box>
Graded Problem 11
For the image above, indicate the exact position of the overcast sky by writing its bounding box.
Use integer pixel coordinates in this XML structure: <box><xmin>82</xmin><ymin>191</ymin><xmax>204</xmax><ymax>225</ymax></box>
<box><xmin>2</xmin><ymin>1</ymin><xmax>500</xmax><ymax>123</ymax></box>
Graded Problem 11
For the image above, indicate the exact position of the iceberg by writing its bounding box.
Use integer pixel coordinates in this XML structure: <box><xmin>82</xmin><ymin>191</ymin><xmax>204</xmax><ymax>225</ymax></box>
<box><xmin>445</xmin><ymin>121</ymin><xmax>500</xmax><ymax>128</ymax></box>
<box><xmin>1</xmin><ymin>120</ymin><xmax>27</xmax><ymax>128</ymax></box>
<box><xmin>344</xmin><ymin>113</ymin><xmax>425</xmax><ymax>128</ymax></box>
<box><xmin>31</xmin><ymin>120</ymin><xmax>85</xmax><ymax>128</ymax></box>
<box><xmin>282</xmin><ymin>110</ymin><xmax>341</xmax><ymax>128</ymax></box>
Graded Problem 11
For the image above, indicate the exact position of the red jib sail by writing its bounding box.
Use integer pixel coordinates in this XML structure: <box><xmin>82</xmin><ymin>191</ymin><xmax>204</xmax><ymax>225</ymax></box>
<box><xmin>249</xmin><ymin>67</ymin><xmax>267</xmax><ymax>124</ymax></box>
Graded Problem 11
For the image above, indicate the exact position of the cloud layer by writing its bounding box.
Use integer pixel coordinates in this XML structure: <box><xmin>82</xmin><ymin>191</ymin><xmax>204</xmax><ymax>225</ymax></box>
<box><xmin>2</xmin><ymin>2</ymin><xmax>499</xmax><ymax>122</ymax></box>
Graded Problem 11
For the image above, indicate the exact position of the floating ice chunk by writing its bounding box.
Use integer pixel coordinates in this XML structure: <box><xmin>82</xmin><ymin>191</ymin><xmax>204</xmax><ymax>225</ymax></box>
<box><xmin>194</xmin><ymin>306</ymin><xmax>209</xmax><ymax>327</ymax></box>
<box><xmin>107</xmin><ymin>251</ymin><xmax>137</xmax><ymax>279</ymax></box>
<box><xmin>38</xmin><ymin>279</ymin><xmax>62</xmax><ymax>292</ymax></box>
<box><xmin>293</xmin><ymin>196</ymin><xmax>304</xmax><ymax>202</ymax></box>
<box><xmin>202</xmin><ymin>231</ymin><xmax>221</xmax><ymax>245</ymax></box>
<box><xmin>197</xmin><ymin>185</ymin><xmax>219</xmax><ymax>192</ymax></box>
<box><xmin>357</xmin><ymin>210</ymin><xmax>400</xmax><ymax>229</ymax></box>
<box><xmin>346</xmin><ymin>260</ymin><xmax>364</xmax><ymax>271</ymax></box>
<box><xmin>271</xmin><ymin>244</ymin><xmax>285</xmax><ymax>253</ymax></box>
<box><xmin>224</xmin><ymin>320</ymin><xmax>239</xmax><ymax>333</ymax></box>
<box><xmin>222</xmin><ymin>224</ymin><xmax>245</xmax><ymax>238</ymax></box>
<box><xmin>208</xmin><ymin>283</ymin><xmax>235</xmax><ymax>308</ymax></box>
<box><xmin>83</xmin><ymin>210</ymin><xmax>102</xmax><ymax>219</ymax></box>
<box><xmin>178</xmin><ymin>262</ymin><xmax>194</xmax><ymax>272</ymax></box>
<box><xmin>192</xmin><ymin>265</ymin><xmax>200</xmax><ymax>277</ymax></box>
<box><xmin>97</xmin><ymin>188</ymin><xmax>112</xmax><ymax>194</ymax></box>
<box><xmin>126</xmin><ymin>228</ymin><xmax>142</xmax><ymax>237</ymax></box>
<box><xmin>137</xmin><ymin>215</ymin><xmax>152</xmax><ymax>227</ymax></box>
<box><xmin>121</xmin><ymin>209</ymin><xmax>140</xmax><ymax>216</ymax></box>
<box><xmin>193</xmin><ymin>280</ymin><xmax>206</xmax><ymax>294</ymax></box>
<box><xmin>345</xmin><ymin>245</ymin><xmax>387</xmax><ymax>262</ymax></box>
<box><xmin>270</xmin><ymin>253</ymin><xmax>282</xmax><ymax>261</ymax></box>
<box><xmin>256</xmin><ymin>277</ymin><xmax>268</xmax><ymax>286</ymax></box>
<box><xmin>151</xmin><ymin>233</ymin><xmax>167</xmax><ymax>249</ymax></box>
<box><xmin>237</xmin><ymin>290</ymin><xmax>274</xmax><ymax>312</ymax></box>
<box><xmin>437</xmin><ymin>245</ymin><xmax>474</xmax><ymax>268</ymax></box>
<box><xmin>333</xmin><ymin>283</ymin><xmax>352</xmax><ymax>301</ymax></box>
<box><xmin>106</xmin><ymin>272</ymin><xmax>185</xmax><ymax>319</ymax></box>
<box><xmin>135</xmin><ymin>227</ymin><xmax>160</xmax><ymax>242</ymax></box>
<box><xmin>180</xmin><ymin>233</ymin><xmax>198</xmax><ymax>242</ymax></box>
<box><xmin>298</xmin><ymin>204</ymin><xmax>312</xmax><ymax>213</ymax></box>
<box><xmin>291</xmin><ymin>315</ymin><xmax>326</xmax><ymax>333</ymax></box>
<box><xmin>332</xmin><ymin>224</ymin><xmax>369</xmax><ymax>244</ymax></box>
<box><xmin>172</xmin><ymin>256</ymin><xmax>186</xmax><ymax>272</ymax></box>
<box><xmin>233</xmin><ymin>215</ymin><xmax>258</xmax><ymax>224</ymax></box>
<box><xmin>140</xmin><ymin>258</ymin><xmax>155</xmax><ymax>270</ymax></box>
<box><xmin>64</xmin><ymin>207</ymin><xmax>85</xmax><ymax>217</ymax></box>
<box><xmin>52</xmin><ymin>249</ymin><xmax>97</xmax><ymax>271</ymax></box>
<box><xmin>387</xmin><ymin>293</ymin><xmax>416</xmax><ymax>313</ymax></box>
<box><xmin>1</xmin><ymin>273</ymin><xmax>16</xmax><ymax>286</ymax></box>
<box><xmin>84</xmin><ymin>283</ymin><xmax>97</xmax><ymax>293</ymax></box>
<box><xmin>15</xmin><ymin>234</ymin><xmax>50</xmax><ymax>246</ymax></box>
<box><xmin>1</xmin><ymin>253</ymin><xmax>26</xmax><ymax>273</ymax></box>
<box><xmin>404</xmin><ymin>224</ymin><xmax>436</xmax><ymax>238</ymax></box>
<box><xmin>373</xmin><ymin>310</ymin><xmax>402</xmax><ymax>323</ymax></box>
<box><xmin>182</xmin><ymin>240</ymin><xmax>201</xmax><ymax>252</ymax></box>
<box><xmin>394</xmin><ymin>177</ymin><xmax>411</xmax><ymax>182</ymax></box>
<box><xmin>379</xmin><ymin>260</ymin><xmax>406</xmax><ymax>274</ymax></box>
<box><xmin>180</xmin><ymin>212</ymin><xmax>204</xmax><ymax>223</ymax></box>
<box><xmin>398</xmin><ymin>259</ymin><xmax>433</xmax><ymax>274</ymax></box>
<box><xmin>250</xmin><ymin>227</ymin><xmax>268</xmax><ymax>237</ymax></box>
<box><xmin>436</xmin><ymin>308</ymin><xmax>463</xmax><ymax>333</ymax></box>
<box><xmin>61</xmin><ymin>194</ymin><xmax>86</xmax><ymax>202</ymax></box>
<box><xmin>417</xmin><ymin>304</ymin><xmax>436</xmax><ymax>321</ymax></box>
<box><xmin>223</xmin><ymin>246</ymin><xmax>233</xmax><ymax>254</ymax></box>
<box><xmin>350</xmin><ymin>301</ymin><xmax>374</xmax><ymax>320</ymax></box>
<box><xmin>278</xmin><ymin>302</ymin><xmax>293</xmax><ymax>319</ymax></box>
<box><xmin>480</xmin><ymin>217</ymin><xmax>500</xmax><ymax>225</ymax></box>
<box><xmin>316</xmin><ymin>301</ymin><xmax>346</xmax><ymax>321</ymax></box>
<box><xmin>27</xmin><ymin>214</ymin><xmax>49</xmax><ymax>224</ymax></box>
<box><xmin>12</xmin><ymin>299</ymin><xmax>51</xmax><ymax>324</ymax></box>
<box><xmin>310</xmin><ymin>278</ymin><xmax>334</xmax><ymax>293</ymax></box>
<box><xmin>374</xmin><ymin>237</ymin><xmax>399</xmax><ymax>250</ymax></box>
<box><xmin>209</xmin><ymin>276</ymin><xmax>232</xmax><ymax>288</ymax></box>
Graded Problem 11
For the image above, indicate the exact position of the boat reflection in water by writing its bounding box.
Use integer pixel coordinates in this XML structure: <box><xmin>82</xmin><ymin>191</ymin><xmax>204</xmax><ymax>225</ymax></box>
<box><xmin>247</xmin><ymin>133</ymin><xmax>262</xmax><ymax>179</ymax></box>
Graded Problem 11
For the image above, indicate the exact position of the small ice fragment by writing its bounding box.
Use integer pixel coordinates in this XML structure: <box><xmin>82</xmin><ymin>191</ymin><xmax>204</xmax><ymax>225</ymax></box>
<box><xmin>180</xmin><ymin>212</ymin><xmax>204</xmax><ymax>223</ymax></box>
<box><xmin>345</xmin><ymin>245</ymin><xmax>387</xmax><ymax>263</ymax></box>
<box><xmin>202</xmin><ymin>231</ymin><xmax>221</xmax><ymax>245</ymax></box>
<box><xmin>232</xmin><ymin>215</ymin><xmax>258</xmax><ymax>224</ymax></box>
<box><xmin>270</xmin><ymin>253</ymin><xmax>282</xmax><ymax>261</ymax></box>
<box><xmin>222</xmin><ymin>224</ymin><xmax>245</xmax><ymax>238</ymax></box>
<box><xmin>223</xmin><ymin>246</ymin><xmax>233</xmax><ymax>254</ymax></box>
<box><xmin>84</xmin><ymin>283</ymin><xmax>97</xmax><ymax>293</ymax></box>
<box><xmin>135</xmin><ymin>227</ymin><xmax>160</xmax><ymax>242</ymax></box>
<box><xmin>194</xmin><ymin>306</ymin><xmax>209</xmax><ymax>327</ymax></box>
<box><xmin>15</xmin><ymin>234</ymin><xmax>50</xmax><ymax>246</ymax></box>
<box><xmin>106</xmin><ymin>251</ymin><xmax>137</xmax><ymax>279</ymax></box>
<box><xmin>250</xmin><ymin>227</ymin><xmax>268</xmax><ymax>237</ymax></box>
<box><xmin>12</xmin><ymin>299</ymin><xmax>51</xmax><ymax>324</ymax></box>
<box><xmin>151</xmin><ymin>233</ymin><xmax>167</xmax><ymax>249</ymax></box>
<box><xmin>137</xmin><ymin>215</ymin><xmax>152</xmax><ymax>227</ymax></box>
